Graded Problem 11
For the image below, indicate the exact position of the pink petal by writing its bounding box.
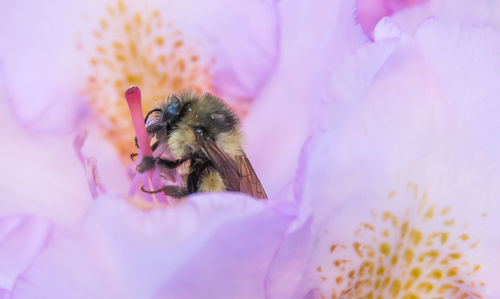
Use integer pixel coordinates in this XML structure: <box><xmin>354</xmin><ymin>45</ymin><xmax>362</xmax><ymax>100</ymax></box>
<box><xmin>265</xmin><ymin>218</ymin><xmax>313</xmax><ymax>298</ymax></box>
<box><xmin>388</xmin><ymin>0</ymin><xmax>498</xmax><ymax>36</ymax></box>
<box><xmin>0</xmin><ymin>215</ymin><xmax>54</xmax><ymax>291</ymax></box>
<box><xmin>207</xmin><ymin>0</ymin><xmax>280</xmax><ymax>100</ymax></box>
<box><xmin>0</xmin><ymin>0</ymin><xmax>280</xmax><ymax>133</ymax></box>
<box><xmin>293</xmin><ymin>17</ymin><xmax>500</xmax><ymax>297</ymax></box>
<box><xmin>243</xmin><ymin>0</ymin><xmax>367</xmax><ymax>198</ymax></box>
<box><xmin>356</xmin><ymin>0</ymin><xmax>427</xmax><ymax>38</ymax></box>
<box><xmin>0</xmin><ymin>0</ymin><xmax>93</xmax><ymax>132</ymax></box>
<box><xmin>0</xmin><ymin>99</ymin><xmax>92</xmax><ymax>227</ymax></box>
<box><xmin>10</xmin><ymin>194</ymin><xmax>300</xmax><ymax>298</ymax></box>
<box><xmin>152</xmin><ymin>0</ymin><xmax>280</xmax><ymax>101</ymax></box>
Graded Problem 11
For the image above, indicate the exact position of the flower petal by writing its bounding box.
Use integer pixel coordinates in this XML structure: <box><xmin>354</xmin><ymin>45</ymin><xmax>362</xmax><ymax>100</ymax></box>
<box><xmin>10</xmin><ymin>193</ymin><xmax>299</xmax><ymax>298</ymax></box>
<box><xmin>389</xmin><ymin>0</ymin><xmax>497</xmax><ymax>35</ymax></box>
<box><xmin>243</xmin><ymin>0</ymin><xmax>368</xmax><ymax>198</ymax></box>
<box><xmin>162</xmin><ymin>0</ymin><xmax>280</xmax><ymax>100</ymax></box>
<box><xmin>0</xmin><ymin>97</ymin><xmax>92</xmax><ymax>227</ymax></box>
<box><xmin>356</xmin><ymin>0</ymin><xmax>427</xmax><ymax>38</ymax></box>
<box><xmin>294</xmin><ymin>17</ymin><xmax>500</xmax><ymax>297</ymax></box>
<box><xmin>0</xmin><ymin>215</ymin><xmax>53</xmax><ymax>291</ymax></box>
<box><xmin>0</xmin><ymin>0</ymin><xmax>93</xmax><ymax>132</ymax></box>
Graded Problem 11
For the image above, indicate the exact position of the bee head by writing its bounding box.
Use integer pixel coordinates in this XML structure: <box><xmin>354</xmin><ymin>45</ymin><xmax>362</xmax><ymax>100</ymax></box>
<box><xmin>161</xmin><ymin>95</ymin><xmax>182</xmax><ymax>123</ymax></box>
<box><xmin>151</xmin><ymin>92</ymin><xmax>242</xmax><ymax>159</ymax></box>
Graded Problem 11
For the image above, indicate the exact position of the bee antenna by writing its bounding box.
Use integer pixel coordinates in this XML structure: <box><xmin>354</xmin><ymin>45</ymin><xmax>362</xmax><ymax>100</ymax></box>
<box><xmin>130</xmin><ymin>152</ymin><xmax>138</xmax><ymax>161</ymax></box>
<box><xmin>144</xmin><ymin>108</ymin><xmax>162</xmax><ymax>124</ymax></box>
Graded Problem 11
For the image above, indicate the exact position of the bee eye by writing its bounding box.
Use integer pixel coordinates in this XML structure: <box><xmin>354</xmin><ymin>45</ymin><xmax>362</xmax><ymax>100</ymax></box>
<box><xmin>162</xmin><ymin>96</ymin><xmax>181</xmax><ymax>122</ymax></box>
<box><xmin>194</xmin><ymin>126</ymin><xmax>203</xmax><ymax>133</ymax></box>
<box><xmin>193</xmin><ymin>126</ymin><xmax>207</xmax><ymax>136</ymax></box>
<box><xmin>167</xmin><ymin>97</ymin><xmax>180</xmax><ymax>115</ymax></box>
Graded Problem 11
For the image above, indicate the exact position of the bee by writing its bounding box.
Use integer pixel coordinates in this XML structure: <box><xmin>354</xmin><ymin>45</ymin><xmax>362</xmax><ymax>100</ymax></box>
<box><xmin>134</xmin><ymin>91</ymin><xmax>267</xmax><ymax>199</ymax></box>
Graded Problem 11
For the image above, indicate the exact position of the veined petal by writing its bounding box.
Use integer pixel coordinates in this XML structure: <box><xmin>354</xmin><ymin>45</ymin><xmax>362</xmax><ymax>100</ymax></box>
<box><xmin>356</xmin><ymin>0</ymin><xmax>427</xmax><ymax>38</ymax></box>
<box><xmin>0</xmin><ymin>0</ymin><xmax>280</xmax><ymax>161</ymax></box>
<box><xmin>10</xmin><ymin>193</ymin><xmax>299</xmax><ymax>299</ymax></box>
<box><xmin>0</xmin><ymin>0</ymin><xmax>92</xmax><ymax>132</ymax></box>
<box><xmin>293</xmin><ymin>18</ymin><xmax>500</xmax><ymax>298</ymax></box>
<box><xmin>149</xmin><ymin>0</ymin><xmax>280</xmax><ymax>101</ymax></box>
<box><xmin>243</xmin><ymin>0</ymin><xmax>368</xmax><ymax>198</ymax></box>
<box><xmin>0</xmin><ymin>215</ymin><xmax>54</xmax><ymax>291</ymax></box>
<box><xmin>389</xmin><ymin>0</ymin><xmax>497</xmax><ymax>35</ymax></box>
<box><xmin>80</xmin><ymin>0</ymin><xmax>279</xmax><ymax>160</ymax></box>
<box><xmin>0</xmin><ymin>96</ymin><xmax>92</xmax><ymax>228</ymax></box>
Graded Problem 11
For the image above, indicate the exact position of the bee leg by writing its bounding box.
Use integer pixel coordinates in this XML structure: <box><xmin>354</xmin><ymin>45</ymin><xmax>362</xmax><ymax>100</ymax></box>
<box><xmin>136</xmin><ymin>156</ymin><xmax>185</xmax><ymax>172</ymax></box>
<box><xmin>141</xmin><ymin>185</ymin><xmax>188</xmax><ymax>198</ymax></box>
<box><xmin>146</xmin><ymin>123</ymin><xmax>163</xmax><ymax>134</ymax></box>
<box><xmin>130</xmin><ymin>141</ymin><xmax>159</xmax><ymax>161</ymax></box>
<box><xmin>156</xmin><ymin>158</ymin><xmax>186</xmax><ymax>169</ymax></box>
<box><xmin>136</xmin><ymin>156</ymin><xmax>157</xmax><ymax>173</ymax></box>
<box><xmin>151</xmin><ymin>141</ymin><xmax>159</xmax><ymax>152</ymax></box>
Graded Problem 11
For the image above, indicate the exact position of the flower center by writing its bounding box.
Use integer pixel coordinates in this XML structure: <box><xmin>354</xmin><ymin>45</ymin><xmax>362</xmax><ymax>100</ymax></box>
<box><xmin>82</xmin><ymin>0</ymin><xmax>213</xmax><ymax>161</ymax></box>
<box><xmin>315</xmin><ymin>181</ymin><xmax>486</xmax><ymax>299</ymax></box>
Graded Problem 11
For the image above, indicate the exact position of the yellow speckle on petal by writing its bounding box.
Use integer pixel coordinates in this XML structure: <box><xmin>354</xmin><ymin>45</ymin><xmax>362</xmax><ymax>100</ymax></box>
<box><xmin>313</xmin><ymin>180</ymin><xmax>485</xmax><ymax>298</ymax></box>
<box><xmin>447</xmin><ymin>267</ymin><xmax>459</xmax><ymax>277</ymax></box>
<box><xmin>429</xmin><ymin>269</ymin><xmax>443</xmax><ymax>280</ymax></box>
<box><xmin>83</xmin><ymin>0</ymin><xmax>215</xmax><ymax>161</ymax></box>
<box><xmin>389</xmin><ymin>279</ymin><xmax>401</xmax><ymax>296</ymax></box>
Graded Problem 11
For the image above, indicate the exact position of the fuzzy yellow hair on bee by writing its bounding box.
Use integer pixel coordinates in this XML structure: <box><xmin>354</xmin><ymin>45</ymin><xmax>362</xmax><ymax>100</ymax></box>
<box><xmin>135</xmin><ymin>91</ymin><xmax>267</xmax><ymax>199</ymax></box>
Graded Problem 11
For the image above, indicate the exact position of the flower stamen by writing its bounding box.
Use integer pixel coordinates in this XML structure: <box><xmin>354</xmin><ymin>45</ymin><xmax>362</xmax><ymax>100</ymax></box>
<box><xmin>124</xmin><ymin>86</ymin><xmax>165</xmax><ymax>203</ymax></box>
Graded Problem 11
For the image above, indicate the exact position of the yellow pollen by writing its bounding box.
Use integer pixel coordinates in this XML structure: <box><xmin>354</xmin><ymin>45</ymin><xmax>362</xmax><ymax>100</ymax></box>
<box><xmin>134</xmin><ymin>12</ymin><xmax>142</xmax><ymax>25</ymax></box>
<box><xmin>402</xmin><ymin>293</ymin><xmax>420</xmax><ymax>299</ymax></box>
<box><xmin>83</xmin><ymin>0</ymin><xmax>215</xmax><ymax>160</ymax></box>
<box><xmin>447</xmin><ymin>267</ymin><xmax>459</xmax><ymax>277</ymax></box>
<box><xmin>416</xmin><ymin>282</ymin><xmax>434</xmax><ymax>293</ymax></box>
<box><xmin>424</xmin><ymin>206</ymin><xmax>435</xmax><ymax>219</ymax></box>
<box><xmin>410</xmin><ymin>267</ymin><xmax>422</xmax><ymax>279</ymax></box>
<box><xmin>389</xmin><ymin>279</ymin><xmax>402</xmax><ymax>296</ymax></box>
<box><xmin>440</xmin><ymin>206</ymin><xmax>451</xmax><ymax>216</ymax></box>
<box><xmin>410</xmin><ymin>229</ymin><xmax>423</xmax><ymax>246</ymax></box>
<box><xmin>313</xmin><ymin>180</ymin><xmax>485</xmax><ymax>298</ymax></box>
<box><xmin>336</xmin><ymin>276</ymin><xmax>344</xmax><ymax>285</ymax></box>
<box><xmin>390</xmin><ymin>254</ymin><xmax>398</xmax><ymax>265</ymax></box>
<box><xmin>429</xmin><ymin>269</ymin><xmax>443</xmax><ymax>280</ymax></box>
<box><xmin>404</xmin><ymin>249</ymin><xmax>415</xmax><ymax>266</ymax></box>
<box><xmin>444</xmin><ymin>219</ymin><xmax>455</xmax><ymax>226</ymax></box>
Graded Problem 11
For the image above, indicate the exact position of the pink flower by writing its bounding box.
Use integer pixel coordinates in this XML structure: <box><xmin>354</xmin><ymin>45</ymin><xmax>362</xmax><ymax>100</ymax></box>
<box><xmin>1</xmin><ymin>0</ymin><xmax>500</xmax><ymax>298</ymax></box>
<box><xmin>269</xmin><ymin>6</ymin><xmax>500</xmax><ymax>298</ymax></box>
<box><xmin>0</xmin><ymin>0</ymin><xmax>280</xmax><ymax>211</ymax></box>
<box><xmin>356</xmin><ymin>0</ymin><xmax>427</xmax><ymax>37</ymax></box>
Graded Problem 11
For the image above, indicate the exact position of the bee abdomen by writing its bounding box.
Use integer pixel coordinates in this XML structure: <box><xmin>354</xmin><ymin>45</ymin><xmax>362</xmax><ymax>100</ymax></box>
<box><xmin>197</xmin><ymin>169</ymin><xmax>226</xmax><ymax>192</ymax></box>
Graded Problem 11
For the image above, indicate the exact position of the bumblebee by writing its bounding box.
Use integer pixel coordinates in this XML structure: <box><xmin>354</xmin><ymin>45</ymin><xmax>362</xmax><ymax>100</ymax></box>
<box><xmin>135</xmin><ymin>92</ymin><xmax>267</xmax><ymax>199</ymax></box>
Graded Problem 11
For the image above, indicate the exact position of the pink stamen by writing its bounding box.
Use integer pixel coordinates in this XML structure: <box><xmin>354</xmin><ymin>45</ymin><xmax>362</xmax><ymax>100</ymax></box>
<box><xmin>124</xmin><ymin>86</ymin><xmax>166</xmax><ymax>203</ymax></box>
<box><xmin>73</xmin><ymin>131</ymin><xmax>106</xmax><ymax>199</ymax></box>
<box><xmin>125</xmin><ymin>86</ymin><xmax>153</xmax><ymax>157</ymax></box>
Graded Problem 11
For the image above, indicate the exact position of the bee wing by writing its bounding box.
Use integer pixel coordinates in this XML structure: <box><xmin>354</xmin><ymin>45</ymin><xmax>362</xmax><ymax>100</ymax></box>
<box><xmin>235</xmin><ymin>154</ymin><xmax>268</xmax><ymax>199</ymax></box>
<box><xmin>199</xmin><ymin>137</ymin><xmax>267</xmax><ymax>199</ymax></box>
<box><xmin>198</xmin><ymin>136</ymin><xmax>241</xmax><ymax>192</ymax></box>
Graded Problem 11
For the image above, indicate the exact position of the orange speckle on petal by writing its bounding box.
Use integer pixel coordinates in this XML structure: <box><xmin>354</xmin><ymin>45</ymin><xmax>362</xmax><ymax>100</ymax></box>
<box><xmin>134</xmin><ymin>12</ymin><xmax>142</xmax><ymax>25</ymax></box>
<box><xmin>174</xmin><ymin>40</ymin><xmax>183</xmax><ymax>48</ymax></box>
<box><xmin>155</xmin><ymin>36</ymin><xmax>164</xmax><ymax>46</ymax></box>
<box><xmin>83</xmin><ymin>0</ymin><xmax>219</xmax><ymax>163</ymax></box>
